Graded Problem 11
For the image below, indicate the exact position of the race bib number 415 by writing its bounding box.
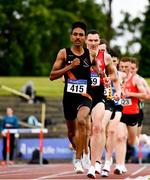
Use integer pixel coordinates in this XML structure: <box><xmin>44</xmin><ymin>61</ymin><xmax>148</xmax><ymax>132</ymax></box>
<box><xmin>67</xmin><ymin>79</ymin><xmax>87</xmax><ymax>94</ymax></box>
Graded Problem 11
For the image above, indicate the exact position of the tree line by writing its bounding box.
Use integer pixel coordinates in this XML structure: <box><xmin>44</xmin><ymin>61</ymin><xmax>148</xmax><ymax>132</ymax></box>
<box><xmin>0</xmin><ymin>0</ymin><xmax>150</xmax><ymax>77</ymax></box>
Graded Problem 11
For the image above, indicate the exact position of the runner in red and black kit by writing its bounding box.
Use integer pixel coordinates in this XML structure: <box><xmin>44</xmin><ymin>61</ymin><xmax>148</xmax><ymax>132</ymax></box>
<box><xmin>90</xmin><ymin>50</ymin><xmax>106</xmax><ymax>107</ymax></box>
<box><xmin>86</xmin><ymin>32</ymin><xmax>121</xmax><ymax>179</ymax></box>
<box><xmin>121</xmin><ymin>74</ymin><xmax>140</xmax><ymax>125</ymax></box>
<box><xmin>130</xmin><ymin>57</ymin><xmax>150</xmax><ymax>138</ymax></box>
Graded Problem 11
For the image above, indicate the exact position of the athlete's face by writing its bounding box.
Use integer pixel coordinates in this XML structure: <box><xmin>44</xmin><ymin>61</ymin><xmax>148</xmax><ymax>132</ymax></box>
<box><xmin>121</xmin><ymin>61</ymin><xmax>131</xmax><ymax>74</ymax></box>
<box><xmin>86</xmin><ymin>33</ymin><xmax>100</xmax><ymax>50</ymax></box>
<box><xmin>130</xmin><ymin>63</ymin><xmax>138</xmax><ymax>75</ymax></box>
<box><xmin>70</xmin><ymin>27</ymin><xmax>86</xmax><ymax>47</ymax></box>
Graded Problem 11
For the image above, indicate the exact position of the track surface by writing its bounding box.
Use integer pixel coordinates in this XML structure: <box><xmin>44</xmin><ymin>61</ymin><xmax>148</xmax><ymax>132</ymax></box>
<box><xmin>0</xmin><ymin>163</ymin><xmax>150</xmax><ymax>179</ymax></box>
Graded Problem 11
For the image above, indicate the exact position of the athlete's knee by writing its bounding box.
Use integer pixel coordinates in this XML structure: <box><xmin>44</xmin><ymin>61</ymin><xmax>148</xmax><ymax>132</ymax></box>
<box><xmin>92</xmin><ymin>124</ymin><xmax>105</xmax><ymax>134</ymax></box>
<box><xmin>116</xmin><ymin>133</ymin><xmax>127</xmax><ymax>143</ymax></box>
<box><xmin>100</xmin><ymin>124</ymin><xmax>106</xmax><ymax>134</ymax></box>
<box><xmin>107</xmin><ymin>128</ymin><xmax>116</xmax><ymax>136</ymax></box>
<box><xmin>77</xmin><ymin>117</ymin><xmax>86</xmax><ymax>128</ymax></box>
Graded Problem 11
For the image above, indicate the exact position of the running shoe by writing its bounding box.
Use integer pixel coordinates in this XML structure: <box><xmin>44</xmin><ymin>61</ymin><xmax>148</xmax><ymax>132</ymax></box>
<box><xmin>95</xmin><ymin>161</ymin><xmax>102</xmax><ymax>174</ymax></box>
<box><xmin>87</xmin><ymin>166</ymin><xmax>96</xmax><ymax>179</ymax></box>
<box><xmin>101</xmin><ymin>158</ymin><xmax>113</xmax><ymax>177</ymax></box>
<box><xmin>114</xmin><ymin>164</ymin><xmax>127</xmax><ymax>174</ymax></box>
<box><xmin>101</xmin><ymin>169</ymin><xmax>109</xmax><ymax>177</ymax></box>
<box><xmin>121</xmin><ymin>165</ymin><xmax>127</xmax><ymax>173</ymax></box>
<box><xmin>74</xmin><ymin>160</ymin><xmax>84</xmax><ymax>174</ymax></box>
<box><xmin>114</xmin><ymin>165</ymin><xmax>123</xmax><ymax>175</ymax></box>
<box><xmin>102</xmin><ymin>158</ymin><xmax>113</xmax><ymax>172</ymax></box>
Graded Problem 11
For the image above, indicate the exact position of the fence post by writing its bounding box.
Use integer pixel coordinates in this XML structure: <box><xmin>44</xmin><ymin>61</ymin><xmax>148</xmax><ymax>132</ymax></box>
<box><xmin>6</xmin><ymin>130</ymin><xmax>10</xmax><ymax>166</ymax></box>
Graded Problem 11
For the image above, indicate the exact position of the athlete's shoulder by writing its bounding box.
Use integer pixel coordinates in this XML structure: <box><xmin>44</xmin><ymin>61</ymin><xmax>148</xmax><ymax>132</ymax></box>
<box><xmin>56</xmin><ymin>48</ymin><xmax>67</xmax><ymax>61</ymax></box>
<box><xmin>133</xmin><ymin>73</ymin><xmax>141</xmax><ymax>81</ymax></box>
<box><xmin>58</xmin><ymin>48</ymin><xmax>66</xmax><ymax>54</ymax></box>
<box><xmin>132</xmin><ymin>74</ymin><xmax>144</xmax><ymax>87</ymax></box>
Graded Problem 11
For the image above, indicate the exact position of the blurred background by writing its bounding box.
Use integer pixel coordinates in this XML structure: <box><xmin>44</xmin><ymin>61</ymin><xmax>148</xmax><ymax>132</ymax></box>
<box><xmin>0</xmin><ymin>0</ymin><xmax>150</xmax><ymax>76</ymax></box>
<box><xmin>0</xmin><ymin>0</ymin><xmax>150</xmax><ymax>164</ymax></box>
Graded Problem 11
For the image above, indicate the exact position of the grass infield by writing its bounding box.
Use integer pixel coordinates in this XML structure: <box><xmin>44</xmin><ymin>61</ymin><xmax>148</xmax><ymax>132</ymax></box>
<box><xmin>0</xmin><ymin>77</ymin><xmax>150</xmax><ymax>97</ymax></box>
<box><xmin>0</xmin><ymin>77</ymin><xmax>64</xmax><ymax>97</ymax></box>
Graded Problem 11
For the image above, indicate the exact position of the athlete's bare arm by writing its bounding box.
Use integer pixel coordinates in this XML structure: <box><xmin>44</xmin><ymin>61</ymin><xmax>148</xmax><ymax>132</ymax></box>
<box><xmin>140</xmin><ymin>77</ymin><xmax>150</xmax><ymax>99</ymax></box>
<box><xmin>105</xmin><ymin>53</ymin><xmax>121</xmax><ymax>100</ymax></box>
<box><xmin>49</xmin><ymin>49</ymin><xmax>80</xmax><ymax>81</ymax></box>
<box><xmin>134</xmin><ymin>75</ymin><xmax>146</xmax><ymax>99</ymax></box>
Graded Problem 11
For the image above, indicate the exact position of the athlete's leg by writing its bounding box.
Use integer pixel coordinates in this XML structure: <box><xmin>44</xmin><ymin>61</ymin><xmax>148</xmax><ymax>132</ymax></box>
<box><xmin>75</xmin><ymin>106</ymin><xmax>90</xmax><ymax>160</ymax></box>
<box><xmin>84</xmin><ymin>115</ymin><xmax>91</xmax><ymax>154</ymax></box>
<box><xmin>126</xmin><ymin>124</ymin><xmax>138</xmax><ymax>162</ymax></box>
<box><xmin>99</xmin><ymin>110</ymin><xmax>112</xmax><ymax>160</ymax></box>
<box><xmin>105</xmin><ymin>111</ymin><xmax>122</xmax><ymax>161</ymax></box>
<box><xmin>90</xmin><ymin>102</ymin><xmax>105</xmax><ymax>166</ymax></box>
<box><xmin>127</xmin><ymin>124</ymin><xmax>138</xmax><ymax>145</ymax></box>
<box><xmin>66</xmin><ymin>120</ymin><xmax>76</xmax><ymax>149</ymax></box>
<box><xmin>87</xmin><ymin>102</ymin><xmax>105</xmax><ymax>178</ymax></box>
<box><xmin>115</xmin><ymin>122</ymin><xmax>128</xmax><ymax>166</ymax></box>
<box><xmin>137</xmin><ymin>109</ymin><xmax>144</xmax><ymax>138</ymax></box>
<box><xmin>137</xmin><ymin>125</ymin><xmax>142</xmax><ymax>138</ymax></box>
<box><xmin>82</xmin><ymin>115</ymin><xmax>91</xmax><ymax>170</ymax></box>
<box><xmin>88</xmin><ymin>106</ymin><xmax>112</xmax><ymax>178</ymax></box>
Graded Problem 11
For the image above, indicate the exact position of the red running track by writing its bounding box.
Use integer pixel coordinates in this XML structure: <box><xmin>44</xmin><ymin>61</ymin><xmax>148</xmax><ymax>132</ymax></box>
<box><xmin>0</xmin><ymin>163</ymin><xmax>150</xmax><ymax>179</ymax></box>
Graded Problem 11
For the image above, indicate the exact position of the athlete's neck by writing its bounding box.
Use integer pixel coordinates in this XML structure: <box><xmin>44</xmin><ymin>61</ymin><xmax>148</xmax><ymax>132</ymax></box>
<box><xmin>71</xmin><ymin>46</ymin><xmax>84</xmax><ymax>56</ymax></box>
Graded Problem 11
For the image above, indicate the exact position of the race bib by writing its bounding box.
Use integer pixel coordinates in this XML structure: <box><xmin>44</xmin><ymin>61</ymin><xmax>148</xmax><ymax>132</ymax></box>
<box><xmin>104</xmin><ymin>87</ymin><xmax>108</xmax><ymax>96</ymax></box>
<box><xmin>121</xmin><ymin>98</ymin><xmax>132</xmax><ymax>106</ymax></box>
<box><xmin>91</xmin><ymin>72</ymin><xmax>100</xmax><ymax>86</ymax></box>
<box><xmin>114</xmin><ymin>99</ymin><xmax>122</xmax><ymax>105</ymax></box>
<box><xmin>67</xmin><ymin>79</ymin><xmax>87</xmax><ymax>94</ymax></box>
<box><xmin>104</xmin><ymin>86</ymin><xmax>112</xmax><ymax>99</ymax></box>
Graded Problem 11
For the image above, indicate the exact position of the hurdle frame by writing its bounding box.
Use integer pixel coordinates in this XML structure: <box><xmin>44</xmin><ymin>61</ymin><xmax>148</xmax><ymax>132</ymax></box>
<box><xmin>3</xmin><ymin>128</ymin><xmax>48</xmax><ymax>166</ymax></box>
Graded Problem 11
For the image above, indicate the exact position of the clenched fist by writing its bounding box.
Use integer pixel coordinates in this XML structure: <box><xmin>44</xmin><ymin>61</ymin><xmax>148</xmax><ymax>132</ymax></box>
<box><xmin>70</xmin><ymin>58</ymin><xmax>80</xmax><ymax>69</ymax></box>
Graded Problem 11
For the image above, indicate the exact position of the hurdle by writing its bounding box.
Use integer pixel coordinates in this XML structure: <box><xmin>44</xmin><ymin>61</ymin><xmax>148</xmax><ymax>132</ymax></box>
<box><xmin>3</xmin><ymin>128</ymin><xmax>48</xmax><ymax>166</ymax></box>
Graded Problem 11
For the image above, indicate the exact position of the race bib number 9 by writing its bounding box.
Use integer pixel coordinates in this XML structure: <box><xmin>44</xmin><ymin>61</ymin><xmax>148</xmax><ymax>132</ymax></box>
<box><xmin>91</xmin><ymin>72</ymin><xmax>100</xmax><ymax>86</ymax></box>
<box><xmin>67</xmin><ymin>79</ymin><xmax>87</xmax><ymax>94</ymax></box>
<box><xmin>121</xmin><ymin>98</ymin><xmax>132</xmax><ymax>106</ymax></box>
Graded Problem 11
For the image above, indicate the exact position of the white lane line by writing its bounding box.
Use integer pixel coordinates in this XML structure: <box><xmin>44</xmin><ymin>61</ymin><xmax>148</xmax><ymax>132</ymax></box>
<box><xmin>132</xmin><ymin>166</ymin><xmax>146</xmax><ymax>176</ymax></box>
<box><xmin>125</xmin><ymin>166</ymin><xmax>147</xmax><ymax>179</ymax></box>
<box><xmin>0</xmin><ymin>164</ymin><xmax>63</xmax><ymax>174</ymax></box>
<box><xmin>34</xmin><ymin>170</ymin><xmax>74</xmax><ymax>179</ymax></box>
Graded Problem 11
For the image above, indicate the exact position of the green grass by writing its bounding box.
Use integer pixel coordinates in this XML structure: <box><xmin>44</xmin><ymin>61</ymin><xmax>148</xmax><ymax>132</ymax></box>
<box><xmin>0</xmin><ymin>77</ymin><xmax>150</xmax><ymax>97</ymax></box>
<box><xmin>146</xmin><ymin>78</ymin><xmax>150</xmax><ymax>85</ymax></box>
<box><xmin>0</xmin><ymin>77</ymin><xmax>64</xmax><ymax>97</ymax></box>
